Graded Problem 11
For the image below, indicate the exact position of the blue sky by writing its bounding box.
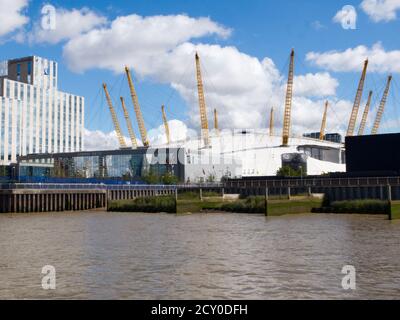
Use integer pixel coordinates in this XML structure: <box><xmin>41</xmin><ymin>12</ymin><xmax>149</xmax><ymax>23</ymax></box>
<box><xmin>1</xmin><ymin>0</ymin><xmax>400</xmax><ymax>147</ymax></box>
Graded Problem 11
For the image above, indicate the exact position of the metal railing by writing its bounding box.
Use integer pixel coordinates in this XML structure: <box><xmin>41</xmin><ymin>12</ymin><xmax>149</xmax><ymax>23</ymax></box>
<box><xmin>0</xmin><ymin>182</ymin><xmax>223</xmax><ymax>191</ymax></box>
<box><xmin>225</xmin><ymin>177</ymin><xmax>400</xmax><ymax>189</ymax></box>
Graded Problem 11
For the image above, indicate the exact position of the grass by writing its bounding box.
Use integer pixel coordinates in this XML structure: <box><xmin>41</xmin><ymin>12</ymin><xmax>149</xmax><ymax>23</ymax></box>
<box><xmin>108</xmin><ymin>196</ymin><xmax>176</xmax><ymax>213</ymax></box>
<box><xmin>176</xmin><ymin>200</ymin><xmax>202</xmax><ymax>214</ymax></box>
<box><xmin>314</xmin><ymin>199</ymin><xmax>390</xmax><ymax>215</ymax></box>
<box><xmin>107</xmin><ymin>194</ymin><xmax>325</xmax><ymax>216</ymax></box>
<box><xmin>390</xmin><ymin>201</ymin><xmax>400</xmax><ymax>220</ymax></box>
<box><xmin>220</xmin><ymin>196</ymin><xmax>266</xmax><ymax>214</ymax></box>
<box><xmin>267</xmin><ymin>198</ymin><xmax>323</xmax><ymax>216</ymax></box>
<box><xmin>177</xmin><ymin>191</ymin><xmax>221</xmax><ymax>200</ymax></box>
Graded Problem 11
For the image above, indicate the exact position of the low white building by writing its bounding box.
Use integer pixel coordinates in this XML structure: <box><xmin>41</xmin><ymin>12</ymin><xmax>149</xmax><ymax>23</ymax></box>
<box><xmin>156</xmin><ymin>129</ymin><xmax>346</xmax><ymax>177</ymax></box>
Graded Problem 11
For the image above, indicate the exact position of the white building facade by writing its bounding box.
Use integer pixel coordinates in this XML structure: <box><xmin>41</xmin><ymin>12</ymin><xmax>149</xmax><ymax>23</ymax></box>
<box><xmin>0</xmin><ymin>56</ymin><xmax>84</xmax><ymax>165</ymax></box>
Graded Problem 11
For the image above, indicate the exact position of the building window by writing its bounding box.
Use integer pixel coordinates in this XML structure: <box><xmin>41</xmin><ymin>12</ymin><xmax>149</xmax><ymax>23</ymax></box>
<box><xmin>6</xmin><ymin>80</ymin><xmax>10</xmax><ymax>97</ymax></box>
<box><xmin>17</xmin><ymin>63</ymin><xmax>21</xmax><ymax>81</ymax></box>
<box><xmin>14</xmin><ymin>83</ymin><xmax>18</xmax><ymax>99</ymax></box>
<box><xmin>27</xmin><ymin>61</ymin><xmax>32</xmax><ymax>84</ymax></box>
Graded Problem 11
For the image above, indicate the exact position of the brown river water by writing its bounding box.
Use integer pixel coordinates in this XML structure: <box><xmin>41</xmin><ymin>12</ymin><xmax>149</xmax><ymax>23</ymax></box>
<box><xmin>0</xmin><ymin>211</ymin><xmax>399</xmax><ymax>299</ymax></box>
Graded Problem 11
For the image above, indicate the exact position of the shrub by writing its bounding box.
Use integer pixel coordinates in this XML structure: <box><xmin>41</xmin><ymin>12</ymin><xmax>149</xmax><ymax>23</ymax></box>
<box><xmin>108</xmin><ymin>196</ymin><xmax>176</xmax><ymax>213</ymax></box>
<box><xmin>221</xmin><ymin>196</ymin><xmax>266</xmax><ymax>213</ymax></box>
<box><xmin>321</xmin><ymin>199</ymin><xmax>390</xmax><ymax>214</ymax></box>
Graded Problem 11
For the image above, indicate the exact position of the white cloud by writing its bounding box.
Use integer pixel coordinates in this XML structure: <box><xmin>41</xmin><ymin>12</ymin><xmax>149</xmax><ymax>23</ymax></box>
<box><xmin>83</xmin><ymin>129</ymin><xmax>133</xmax><ymax>151</ymax></box>
<box><xmin>147</xmin><ymin>120</ymin><xmax>197</xmax><ymax>145</ymax></box>
<box><xmin>361</xmin><ymin>0</ymin><xmax>400</xmax><ymax>22</ymax></box>
<box><xmin>333</xmin><ymin>5</ymin><xmax>357</xmax><ymax>28</ymax></box>
<box><xmin>306</xmin><ymin>42</ymin><xmax>400</xmax><ymax>73</ymax></box>
<box><xmin>84</xmin><ymin>120</ymin><xmax>197</xmax><ymax>150</ymax></box>
<box><xmin>63</xmin><ymin>12</ymin><xmax>353</xmax><ymax>144</ymax></box>
<box><xmin>293</xmin><ymin>72</ymin><xmax>339</xmax><ymax>97</ymax></box>
<box><xmin>0</xmin><ymin>0</ymin><xmax>29</xmax><ymax>37</ymax></box>
<box><xmin>27</xmin><ymin>7</ymin><xmax>107</xmax><ymax>44</ymax></box>
<box><xmin>311</xmin><ymin>20</ymin><xmax>325</xmax><ymax>30</ymax></box>
<box><xmin>63</xmin><ymin>14</ymin><xmax>231</xmax><ymax>73</ymax></box>
<box><xmin>290</xmin><ymin>97</ymin><xmax>353</xmax><ymax>135</ymax></box>
<box><xmin>160</xmin><ymin>43</ymin><xmax>283</xmax><ymax>129</ymax></box>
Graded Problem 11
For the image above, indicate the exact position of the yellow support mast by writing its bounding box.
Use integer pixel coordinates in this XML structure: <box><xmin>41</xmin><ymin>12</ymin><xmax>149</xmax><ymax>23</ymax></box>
<box><xmin>282</xmin><ymin>49</ymin><xmax>295</xmax><ymax>146</ymax></box>
<box><xmin>102</xmin><ymin>83</ymin><xmax>127</xmax><ymax>149</ymax></box>
<box><xmin>214</xmin><ymin>108</ymin><xmax>220</xmax><ymax>136</ymax></box>
<box><xmin>120</xmin><ymin>97</ymin><xmax>138</xmax><ymax>149</ymax></box>
<box><xmin>161</xmin><ymin>105</ymin><xmax>171</xmax><ymax>145</ymax></box>
<box><xmin>347</xmin><ymin>59</ymin><xmax>368</xmax><ymax>136</ymax></box>
<box><xmin>125</xmin><ymin>66</ymin><xmax>150</xmax><ymax>147</ymax></box>
<box><xmin>371</xmin><ymin>75</ymin><xmax>392</xmax><ymax>135</ymax></box>
<box><xmin>195</xmin><ymin>52</ymin><xmax>210</xmax><ymax>146</ymax></box>
<box><xmin>357</xmin><ymin>90</ymin><xmax>373</xmax><ymax>136</ymax></box>
<box><xmin>269</xmin><ymin>107</ymin><xmax>274</xmax><ymax>137</ymax></box>
<box><xmin>319</xmin><ymin>101</ymin><xmax>329</xmax><ymax>140</ymax></box>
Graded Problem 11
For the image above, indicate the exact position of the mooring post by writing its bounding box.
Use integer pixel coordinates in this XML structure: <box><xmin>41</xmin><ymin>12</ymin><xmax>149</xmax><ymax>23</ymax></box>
<box><xmin>174</xmin><ymin>188</ymin><xmax>178</xmax><ymax>214</ymax></box>
<box><xmin>265</xmin><ymin>187</ymin><xmax>269</xmax><ymax>216</ymax></box>
<box><xmin>388</xmin><ymin>184</ymin><xmax>393</xmax><ymax>220</ymax></box>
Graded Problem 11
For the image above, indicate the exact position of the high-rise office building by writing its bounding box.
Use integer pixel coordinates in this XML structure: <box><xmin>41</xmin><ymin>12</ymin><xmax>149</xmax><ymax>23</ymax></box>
<box><xmin>0</xmin><ymin>56</ymin><xmax>84</xmax><ymax>165</ymax></box>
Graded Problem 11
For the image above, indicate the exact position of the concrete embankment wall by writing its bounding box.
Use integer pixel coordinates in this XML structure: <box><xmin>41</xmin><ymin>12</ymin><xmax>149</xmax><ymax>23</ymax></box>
<box><xmin>0</xmin><ymin>186</ymin><xmax>177</xmax><ymax>213</ymax></box>
<box><xmin>0</xmin><ymin>190</ymin><xmax>107</xmax><ymax>213</ymax></box>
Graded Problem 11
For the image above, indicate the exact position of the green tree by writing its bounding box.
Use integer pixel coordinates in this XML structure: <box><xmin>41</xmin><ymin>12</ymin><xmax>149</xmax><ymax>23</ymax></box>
<box><xmin>276</xmin><ymin>165</ymin><xmax>305</xmax><ymax>177</ymax></box>
<box><xmin>142</xmin><ymin>169</ymin><xmax>161</xmax><ymax>184</ymax></box>
<box><xmin>206</xmin><ymin>174</ymin><xmax>216</xmax><ymax>183</ymax></box>
<box><xmin>161</xmin><ymin>172</ymin><xmax>179</xmax><ymax>185</ymax></box>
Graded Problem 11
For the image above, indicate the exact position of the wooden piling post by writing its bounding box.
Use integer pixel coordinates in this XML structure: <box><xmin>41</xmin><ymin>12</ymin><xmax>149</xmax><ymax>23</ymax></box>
<box><xmin>388</xmin><ymin>184</ymin><xmax>393</xmax><ymax>220</ymax></box>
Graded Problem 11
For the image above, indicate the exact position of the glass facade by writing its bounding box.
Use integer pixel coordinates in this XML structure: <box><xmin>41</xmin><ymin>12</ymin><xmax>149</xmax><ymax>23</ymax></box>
<box><xmin>18</xmin><ymin>148</ymin><xmax>184</xmax><ymax>184</ymax></box>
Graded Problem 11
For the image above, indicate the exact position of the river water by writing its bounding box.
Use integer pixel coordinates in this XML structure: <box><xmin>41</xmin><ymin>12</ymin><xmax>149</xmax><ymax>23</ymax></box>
<box><xmin>0</xmin><ymin>211</ymin><xmax>399</xmax><ymax>299</ymax></box>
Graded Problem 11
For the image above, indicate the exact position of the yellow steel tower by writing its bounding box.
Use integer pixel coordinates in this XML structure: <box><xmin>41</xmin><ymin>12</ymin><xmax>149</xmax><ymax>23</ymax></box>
<box><xmin>161</xmin><ymin>105</ymin><xmax>171</xmax><ymax>145</ymax></box>
<box><xmin>120</xmin><ymin>97</ymin><xmax>138</xmax><ymax>149</ymax></box>
<box><xmin>357</xmin><ymin>90</ymin><xmax>373</xmax><ymax>136</ymax></box>
<box><xmin>195</xmin><ymin>53</ymin><xmax>210</xmax><ymax>146</ymax></box>
<box><xmin>320</xmin><ymin>101</ymin><xmax>329</xmax><ymax>140</ymax></box>
<box><xmin>102</xmin><ymin>83</ymin><xmax>127</xmax><ymax>149</ymax></box>
<box><xmin>269</xmin><ymin>107</ymin><xmax>274</xmax><ymax>137</ymax></box>
<box><xmin>371</xmin><ymin>75</ymin><xmax>392</xmax><ymax>135</ymax></box>
<box><xmin>347</xmin><ymin>60</ymin><xmax>368</xmax><ymax>136</ymax></box>
<box><xmin>125</xmin><ymin>66</ymin><xmax>150</xmax><ymax>147</ymax></box>
<box><xmin>214</xmin><ymin>108</ymin><xmax>220</xmax><ymax>136</ymax></box>
<box><xmin>282</xmin><ymin>49</ymin><xmax>295</xmax><ymax>146</ymax></box>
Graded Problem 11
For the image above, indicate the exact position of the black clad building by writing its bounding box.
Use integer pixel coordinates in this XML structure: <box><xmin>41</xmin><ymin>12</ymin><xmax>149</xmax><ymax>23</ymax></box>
<box><xmin>346</xmin><ymin>133</ymin><xmax>400</xmax><ymax>175</ymax></box>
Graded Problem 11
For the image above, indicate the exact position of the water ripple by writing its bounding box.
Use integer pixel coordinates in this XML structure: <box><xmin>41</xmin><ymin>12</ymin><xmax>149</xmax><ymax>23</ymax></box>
<box><xmin>0</xmin><ymin>212</ymin><xmax>399</xmax><ymax>299</ymax></box>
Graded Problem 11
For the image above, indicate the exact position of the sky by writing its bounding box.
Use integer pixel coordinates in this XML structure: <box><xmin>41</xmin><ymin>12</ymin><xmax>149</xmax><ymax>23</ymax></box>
<box><xmin>0</xmin><ymin>0</ymin><xmax>400</xmax><ymax>150</ymax></box>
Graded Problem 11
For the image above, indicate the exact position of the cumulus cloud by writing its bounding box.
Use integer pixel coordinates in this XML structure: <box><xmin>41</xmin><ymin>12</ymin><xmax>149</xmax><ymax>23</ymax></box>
<box><xmin>0</xmin><ymin>0</ymin><xmax>29</xmax><ymax>37</ymax></box>
<box><xmin>147</xmin><ymin>120</ymin><xmax>197</xmax><ymax>145</ymax></box>
<box><xmin>306</xmin><ymin>42</ymin><xmax>400</xmax><ymax>73</ymax></box>
<box><xmin>27</xmin><ymin>7</ymin><xmax>107</xmax><ymax>44</ymax></box>
<box><xmin>62</xmin><ymin>12</ymin><xmax>353</xmax><ymax>146</ymax></box>
<box><xmin>293</xmin><ymin>73</ymin><xmax>339</xmax><ymax>97</ymax></box>
<box><xmin>290</xmin><ymin>97</ymin><xmax>353</xmax><ymax>135</ymax></box>
<box><xmin>84</xmin><ymin>120</ymin><xmax>197</xmax><ymax>150</ymax></box>
<box><xmin>333</xmin><ymin>5</ymin><xmax>357</xmax><ymax>27</ymax></box>
<box><xmin>83</xmin><ymin>129</ymin><xmax>132</xmax><ymax>151</ymax></box>
<box><xmin>361</xmin><ymin>0</ymin><xmax>400</xmax><ymax>22</ymax></box>
<box><xmin>63</xmin><ymin>14</ymin><xmax>231</xmax><ymax>73</ymax></box>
